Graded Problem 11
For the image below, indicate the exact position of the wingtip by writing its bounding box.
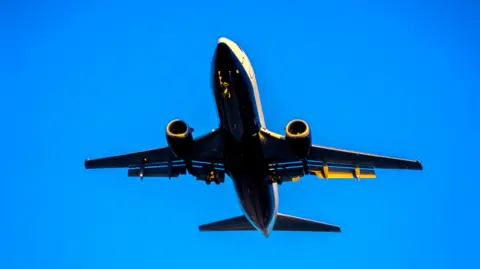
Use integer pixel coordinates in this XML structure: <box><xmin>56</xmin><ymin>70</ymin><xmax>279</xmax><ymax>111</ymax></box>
<box><xmin>416</xmin><ymin>161</ymin><xmax>423</xmax><ymax>170</ymax></box>
<box><xmin>84</xmin><ymin>158</ymin><xmax>91</xmax><ymax>169</ymax></box>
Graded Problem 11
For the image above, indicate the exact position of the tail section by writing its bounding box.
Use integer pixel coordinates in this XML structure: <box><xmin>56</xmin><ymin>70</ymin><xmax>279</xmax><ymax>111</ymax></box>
<box><xmin>198</xmin><ymin>213</ymin><xmax>341</xmax><ymax>233</ymax></box>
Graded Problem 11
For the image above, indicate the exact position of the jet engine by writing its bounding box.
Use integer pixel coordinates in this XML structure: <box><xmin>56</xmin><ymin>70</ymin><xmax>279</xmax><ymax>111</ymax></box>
<box><xmin>166</xmin><ymin>119</ymin><xmax>193</xmax><ymax>159</ymax></box>
<box><xmin>285</xmin><ymin>119</ymin><xmax>312</xmax><ymax>158</ymax></box>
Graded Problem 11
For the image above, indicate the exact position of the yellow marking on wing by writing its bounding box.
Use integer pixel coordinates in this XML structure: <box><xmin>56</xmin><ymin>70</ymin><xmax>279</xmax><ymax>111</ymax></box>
<box><xmin>311</xmin><ymin>167</ymin><xmax>376</xmax><ymax>180</ymax></box>
<box><xmin>355</xmin><ymin>166</ymin><xmax>361</xmax><ymax>181</ymax></box>
<box><xmin>323</xmin><ymin>165</ymin><xmax>329</xmax><ymax>180</ymax></box>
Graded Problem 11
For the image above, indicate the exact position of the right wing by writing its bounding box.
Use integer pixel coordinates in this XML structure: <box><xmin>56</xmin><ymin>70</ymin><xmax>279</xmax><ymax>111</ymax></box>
<box><xmin>260</xmin><ymin>128</ymin><xmax>422</xmax><ymax>182</ymax></box>
<box><xmin>308</xmin><ymin>144</ymin><xmax>422</xmax><ymax>170</ymax></box>
<box><xmin>84</xmin><ymin>129</ymin><xmax>225</xmax><ymax>182</ymax></box>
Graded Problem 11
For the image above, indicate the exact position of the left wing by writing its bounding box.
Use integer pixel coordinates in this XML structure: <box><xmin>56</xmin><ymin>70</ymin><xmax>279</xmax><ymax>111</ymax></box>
<box><xmin>84</xmin><ymin>147</ymin><xmax>180</xmax><ymax>169</ymax></box>
<box><xmin>84</xmin><ymin>129</ymin><xmax>225</xmax><ymax>183</ymax></box>
<box><xmin>260</xmin><ymin>128</ymin><xmax>422</xmax><ymax>182</ymax></box>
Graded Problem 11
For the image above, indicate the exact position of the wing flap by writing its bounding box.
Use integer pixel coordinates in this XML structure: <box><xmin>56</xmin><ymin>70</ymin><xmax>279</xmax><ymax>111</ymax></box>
<box><xmin>268</xmin><ymin>161</ymin><xmax>376</xmax><ymax>182</ymax></box>
<box><xmin>127</xmin><ymin>165</ymin><xmax>187</xmax><ymax>178</ymax></box>
<box><xmin>124</xmin><ymin>161</ymin><xmax>225</xmax><ymax>181</ymax></box>
<box><xmin>310</xmin><ymin>166</ymin><xmax>376</xmax><ymax>179</ymax></box>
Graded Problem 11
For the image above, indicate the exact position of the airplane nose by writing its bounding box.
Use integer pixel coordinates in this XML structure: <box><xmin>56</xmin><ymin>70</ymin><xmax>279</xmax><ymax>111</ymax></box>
<box><xmin>217</xmin><ymin>37</ymin><xmax>233</xmax><ymax>45</ymax></box>
<box><xmin>215</xmin><ymin>39</ymin><xmax>232</xmax><ymax>57</ymax></box>
<box><xmin>216</xmin><ymin>37</ymin><xmax>238</xmax><ymax>55</ymax></box>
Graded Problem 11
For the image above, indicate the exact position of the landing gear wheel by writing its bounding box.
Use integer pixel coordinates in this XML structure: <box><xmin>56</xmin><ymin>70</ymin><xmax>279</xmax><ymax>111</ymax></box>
<box><xmin>206</xmin><ymin>170</ymin><xmax>216</xmax><ymax>185</ymax></box>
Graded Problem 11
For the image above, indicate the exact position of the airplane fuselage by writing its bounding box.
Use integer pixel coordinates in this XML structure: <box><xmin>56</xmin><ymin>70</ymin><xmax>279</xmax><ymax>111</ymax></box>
<box><xmin>84</xmin><ymin>37</ymin><xmax>423</xmax><ymax>237</ymax></box>
<box><xmin>212</xmin><ymin>38</ymin><xmax>278</xmax><ymax>236</ymax></box>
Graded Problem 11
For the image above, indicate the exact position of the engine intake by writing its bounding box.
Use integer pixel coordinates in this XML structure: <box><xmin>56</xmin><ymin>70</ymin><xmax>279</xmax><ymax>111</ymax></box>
<box><xmin>166</xmin><ymin>119</ymin><xmax>193</xmax><ymax>158</ymax></box>
<box><xmin>285</xmin><ymin>119</ymin><xmax>312</xmax><ymax>158</ymax></box>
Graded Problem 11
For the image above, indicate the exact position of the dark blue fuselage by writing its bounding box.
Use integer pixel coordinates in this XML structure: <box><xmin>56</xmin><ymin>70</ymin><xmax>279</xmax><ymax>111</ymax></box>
<box><xmin>212</xmin><ymin>40</ymin><xmax>278</xmax><ymax>236</ymax></box>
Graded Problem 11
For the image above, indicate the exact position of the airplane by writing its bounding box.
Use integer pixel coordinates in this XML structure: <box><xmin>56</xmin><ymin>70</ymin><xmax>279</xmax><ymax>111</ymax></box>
<box><xmin>84</xmin><ymin>37</ymin><xmax>423</xmax><ymax>237</ymax></box>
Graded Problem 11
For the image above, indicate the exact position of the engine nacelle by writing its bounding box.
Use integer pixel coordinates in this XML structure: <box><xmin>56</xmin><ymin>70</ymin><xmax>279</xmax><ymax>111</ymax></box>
<box><xmin>285</xmin><ymin>119</ymin><xmax>312</xmax><ymax>158</ymax></box>
<box><xmin>166</xmin><ymin>119</ymin><xmax>193</xmax><ymax>159</ymax></box>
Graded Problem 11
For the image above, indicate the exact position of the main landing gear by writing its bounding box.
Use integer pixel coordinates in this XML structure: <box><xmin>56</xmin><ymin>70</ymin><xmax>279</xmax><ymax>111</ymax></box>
<box><xmin>206</xmin><ymin>170</ymin><xmax>221</xmax><ymax>185</ymax></box>
<box><xmin>268</xmin><ymin>173</ymin><xmax>283</xmax><ymax>185</ymax></box>
<box><xmin>205</xmin><ymin>162</ymin><xmax>222</xmax><ymax>185</ymax></box>
<box><xmin>268</xmin><ymin>163</ymin><xmax>283</xmax><ymax>185</ymax></box>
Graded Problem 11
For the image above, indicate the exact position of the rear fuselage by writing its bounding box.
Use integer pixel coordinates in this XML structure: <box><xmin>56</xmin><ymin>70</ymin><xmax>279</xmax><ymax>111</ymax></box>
<box><xmin>212</xmin><ymin>38</ymin><xmax>278</xmax><ymax>236</ymax></box>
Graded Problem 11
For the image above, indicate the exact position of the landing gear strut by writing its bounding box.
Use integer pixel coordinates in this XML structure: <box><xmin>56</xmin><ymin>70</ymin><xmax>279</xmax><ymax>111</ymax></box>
<box><xmin>206</xmin><ymin>163</ymin><xmax>221</xmax><ymax>185</ymax></box>
<box><xmin>206</xmin><ymin>171</ymin><xmax>220</xmax><ymax>185</ymax></box>
<box><xmin>268</xmin><ymin>173</ymin><xmax>283</xmax><ymax>185</ymax></box>
<box><xmin>268</xmin><ymin>163</ymin><xmax>283</xmax><ymax>185</ymax></box>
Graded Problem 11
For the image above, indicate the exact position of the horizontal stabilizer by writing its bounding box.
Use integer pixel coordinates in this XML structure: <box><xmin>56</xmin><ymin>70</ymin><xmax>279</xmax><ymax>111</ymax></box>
<box><xmin>274</xmin><ymin>213</ymin><xmax>341</xmax><ymax>232</ymax></box>
<box><xmin>198</xmin><ymin>213</ymin><xmax>341</xmax><ymax>233</ymax></box>
<box><xmin>198</xmin><ymin>215</ymin><xmax>255</xmax><ymax>231</ymax></box>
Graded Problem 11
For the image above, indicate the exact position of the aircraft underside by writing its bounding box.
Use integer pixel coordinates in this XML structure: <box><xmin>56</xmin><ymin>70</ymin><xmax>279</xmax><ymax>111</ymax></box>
<box><xmin>83</xmin><ymin>37</ymin><xmax>423</xmax><ymax>237</ymax></box>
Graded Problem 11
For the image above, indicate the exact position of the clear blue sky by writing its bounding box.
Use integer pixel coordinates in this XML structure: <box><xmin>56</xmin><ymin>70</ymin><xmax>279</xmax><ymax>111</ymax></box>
<box><xmin>2</xmin><ymin>0</ymin><xmax>479</xmax><ymax>268</ymax></box>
